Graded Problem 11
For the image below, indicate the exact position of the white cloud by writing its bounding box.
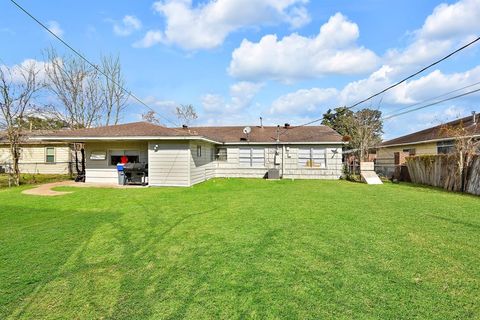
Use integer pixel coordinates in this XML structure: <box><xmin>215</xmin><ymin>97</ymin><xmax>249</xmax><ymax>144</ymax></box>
<box><xmin>113</xmin><ymin>15</ymin><xmax>142</xmax><ymax>36</ymax></box>
<box><xmin>0</xmin><ymin>59</ymin><xmax>50</xmax><ymax>84</ymax></box>
<box><xmin>202</xmin><ymin>81</ymin><xmax>263</xmax><ymax>113</ymax></box>
<box><xmin>47</xmin><ymin>21</ymin><xmax>64</xmax><ymax>38</ymax></box>
<box><xmin>386</xmin><ymin>0</ymin><xmax>480</xmax><ymax>69</ymax></box>
<box><xmin>270</xmin><ymin>87</ymin><xmax>338</xmax><ymax>114</ymax></box>
<box><xmin>228</xmin><ymin>13</ymin><xmax>379</xmax><ymax>81</ymax></box>
<box><xmin>419</xmin><ymin>0</ymin><xmax>480</xmax><ymax>40</ymax></box>
<box><xmin>133</xmin><ymin>30</ymin><xmax>163</xmax><ymax>48</ymax></box>
<box><xmin>139</xmin><ymin>0</ymin><xmax>310</xmax><ymax>50</ymax></box>
<box><xmin>268</xmin><ymin>65</ymin><xmax>480</xmax><ymax>120</ymax></box>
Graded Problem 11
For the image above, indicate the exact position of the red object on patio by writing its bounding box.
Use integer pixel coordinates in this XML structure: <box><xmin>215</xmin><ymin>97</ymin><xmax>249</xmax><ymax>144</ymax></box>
<box><xmin>120</xmin><ymin>155</ymin><xmax>128</xmax><ymax>164</ymax></box>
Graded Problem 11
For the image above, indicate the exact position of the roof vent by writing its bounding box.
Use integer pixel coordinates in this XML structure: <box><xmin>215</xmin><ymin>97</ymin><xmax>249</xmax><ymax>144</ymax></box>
<box><xmin>182</xmin><ymin>124</ymin><xmax>188</xmax><ymax>129</ymax></box>
<box><xmin>284</xmin><ymin>123</ymin><xmax>290</xmax><ymax>128</ymax></box>
<box><xmin>473</xmin><ymin>111</ymin><xmax>477</xmax><ymax>124</ymax></box>
<box><xmin>240</xmin><ymin>137</ymin><xmax>248</xmax><ymax>141</ymax></box>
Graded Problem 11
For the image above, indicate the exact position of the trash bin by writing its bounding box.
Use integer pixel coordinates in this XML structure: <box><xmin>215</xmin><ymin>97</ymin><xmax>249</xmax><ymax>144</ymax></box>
<box><xmin>117</xmin><ymin>163</ymin><xmax>125</xmax><ymax>185</ymax></box>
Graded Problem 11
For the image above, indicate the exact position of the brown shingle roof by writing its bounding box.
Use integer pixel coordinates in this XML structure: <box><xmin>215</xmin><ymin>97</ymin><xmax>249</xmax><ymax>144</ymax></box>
<box><xmin>37</xmin><ymin>121</ymin><xmax>343</xmax><ymax>143</ymax></box>
<box><xmin>0</xmin><ymin>130</ymin><xmax>70</xmax><ymax>145</ymax></box>
<box><xmin>183</xmin><ymin>125</ymin><xmax>343</xmax><ymax>143</ymax></box>
<box><xmin>381</xmin><ymin>113</ymin><xmax>480</xmax><ymax>147</ymax></box>
<box><xmin>42</xmin><ymin>122</ymin><xmax>192</xmax><ymax>138</ymax></box>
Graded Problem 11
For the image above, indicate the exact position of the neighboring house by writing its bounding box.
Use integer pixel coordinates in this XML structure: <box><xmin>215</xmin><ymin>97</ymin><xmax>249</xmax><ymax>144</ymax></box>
<box><xmin>34</xmin><ymin>122</ymin><xmax>345</xmax><ymax>187</ymax></box>
<box><xmin>0</xmin><ymin>130</ymin><xmax>73</xmax><ymax>175</ymax></box>
<box><xmin>377</xmin><ymin>112</ymin><xmax>479</xmax><ymax>176</ymax></box>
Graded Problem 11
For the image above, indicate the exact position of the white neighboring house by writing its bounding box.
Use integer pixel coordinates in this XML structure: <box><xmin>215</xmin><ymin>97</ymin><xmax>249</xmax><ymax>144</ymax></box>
<box><xmin>34</xmin><ymin>122</ymin><xmax>345</xmax><ymax>186</ymax></box>
<box><xmin>0</xmin><ymin>131</ymin><xmax>73</xmax><ymax>175</ymax></box>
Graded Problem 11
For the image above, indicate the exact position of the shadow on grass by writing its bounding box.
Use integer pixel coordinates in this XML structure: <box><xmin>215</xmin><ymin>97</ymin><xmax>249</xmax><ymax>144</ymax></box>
<box><xmin>0</xmin><ymin>204</ymin><xmax>121</xmax><ymax>319</ymax></box>
<box><xmin>424</xmin><ymin>214</ymin><xmax>480</xmax><ymax>230</ymax></box>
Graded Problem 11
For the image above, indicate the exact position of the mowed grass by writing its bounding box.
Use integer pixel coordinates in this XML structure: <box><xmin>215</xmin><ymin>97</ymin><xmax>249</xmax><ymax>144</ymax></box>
<box><xmin>0</xmin><ymin>179</ymin><xmax>479</xmax><ymax>319</ymax></box>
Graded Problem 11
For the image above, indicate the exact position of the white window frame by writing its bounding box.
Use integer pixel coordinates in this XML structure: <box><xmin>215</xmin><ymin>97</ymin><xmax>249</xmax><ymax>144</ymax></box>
<box><xmin>108</xmin><ymin>149</ymin><xmax>140</xmax><ymax>166</ymax></box>
<box><xmin>45</xmin><ymin>147</ymin><xmax>55</xmax><ymax>164</ymax></box>
<box><xmin>239</xmin><ymin>147</ymin><xmax>265</xmax><ymax>167</ymax></box>
<box><xmin>197</xmin><ymin>145</ymin><xmax>202</xmax><ymax>157</ymax></box>
<box><xmin>297</xmin><ymin>147</ymin><xmax>327</xmax><ymax>168</ymax></box>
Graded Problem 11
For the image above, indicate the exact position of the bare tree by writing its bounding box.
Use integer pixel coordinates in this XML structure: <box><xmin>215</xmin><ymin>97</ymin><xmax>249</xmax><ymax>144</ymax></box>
<box><xmin>44</xmin><ymin>48</ymin><xmax>103</xmax><ymax>129</ymax></box>
<box><xmin>141</xmin><ymin>110</ymin><xmax>162</xmax><ymax>125</ymax></box>
<box><xmin>0</xmin><ymin>62</ymin><xmax>44</xmax><ymax>185</ymax></box>
<box><xmin>323</xmin><ymin>107</ymin><xmax>383</xmax><ymax>161</ymax></box>
<box><xmin>175</xmin><ymin>104</ymin><xmax>198</xmax><ymax>125</ymax></box>
<box><xmin>101</xmin><ymin>54</ymin><xmax>128</xmax><ymax>125</ymax></box>
<box><xmin>350</xmin><ymin>109</ymin><xmax>383</xmax><ymax>161</ymax></box>
<box><xmin>440</xmin><ymin>119</ymin><xmax>480</xmax><ymax>191</ymax></box>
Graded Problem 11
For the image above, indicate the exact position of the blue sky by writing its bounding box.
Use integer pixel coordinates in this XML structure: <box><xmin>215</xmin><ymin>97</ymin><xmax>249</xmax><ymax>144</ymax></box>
<box><xmin>1</xmin><ymin>0</ymin><xmax>480</xmax><ymax>139</ymax></box>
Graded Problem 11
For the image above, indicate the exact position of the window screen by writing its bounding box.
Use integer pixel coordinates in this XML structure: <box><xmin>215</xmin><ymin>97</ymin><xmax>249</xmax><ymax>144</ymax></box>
<box><xmin>109</xmin><ymin>150</ymin><xmax>140</xmax><ymax>165</ymax></box>
<box><xmin>215</xmin><ymin>147</ymin><xmax>227</xmax><ymax>161</ymax></box>
<box><xmin>45</xmin><ymin>147</ymin><xmax>55</xmax><ymax>163</ymax></box>
<box><xmin>437</xmin><ymin>140</ymin><xmax>455</xmax><ymax>154</ymax></box>
<box><xmin>239</xmin><ymin>147</ymin><xmax>264</xmax><ymax>167</ymax></box>
<box><xmin>298</xmin><ymin>147</ymin><xmax>326</xmax><ymax>168</ymax></box>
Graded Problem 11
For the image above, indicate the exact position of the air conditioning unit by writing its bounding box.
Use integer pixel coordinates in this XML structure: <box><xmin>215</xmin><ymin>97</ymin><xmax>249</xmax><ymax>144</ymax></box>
<box><xmin>267</xmin><ymin>168</ymin><xmax>280</xmax><ymax>179</ymax></box>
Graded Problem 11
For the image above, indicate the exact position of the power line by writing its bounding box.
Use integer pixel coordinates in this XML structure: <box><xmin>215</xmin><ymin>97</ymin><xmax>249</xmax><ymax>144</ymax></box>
<box><xmin>279</xmin><ymin>35</ymin><xmax>480</xmax><ymax>136</ymax></box>
<box><xmin>383</xmin><ymin>80</ymin><xmax>480</xmax><ymax>117</ymax></box>
<box><xmin>383</xmin><ymin>87</ymin><xmax>480</xmax><ymax>120</ymax></box>
<box><xmin>9</xmin><ymin>0</ymin><xmax>180</xmax><ymax>128</ymax></box>
<box><xmin>347</xmin><ymin>35</ymin><xmax>480</xmax><ymax>111</ymax></box>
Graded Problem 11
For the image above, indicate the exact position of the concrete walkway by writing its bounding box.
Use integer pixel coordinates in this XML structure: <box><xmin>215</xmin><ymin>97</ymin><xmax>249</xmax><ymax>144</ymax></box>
<box><xmin>22</xmin><ymin>181</ymin><xmax>144</xmax><ymax>196</ymax></box>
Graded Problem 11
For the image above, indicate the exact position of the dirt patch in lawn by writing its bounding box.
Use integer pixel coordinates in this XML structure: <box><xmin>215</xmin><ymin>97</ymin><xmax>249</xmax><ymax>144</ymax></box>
<box><xmin>22</xmin><ymin>181</ymin><xmax>143</xmax><ymax>196</ymax></box>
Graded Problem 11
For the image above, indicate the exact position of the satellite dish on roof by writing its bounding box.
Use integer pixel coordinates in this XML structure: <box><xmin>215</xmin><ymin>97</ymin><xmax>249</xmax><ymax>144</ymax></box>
<box><xmin>243</xmin><ymin>126</ymin><xmax>251</xmax><ymax>134</ymax></box>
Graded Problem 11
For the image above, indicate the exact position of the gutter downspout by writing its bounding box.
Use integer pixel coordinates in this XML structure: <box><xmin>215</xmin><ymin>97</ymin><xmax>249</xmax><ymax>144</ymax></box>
<box><xmin>282</xmin><ymin>144</ymin><xmax>285</xmax><ymax>179</ymax></box>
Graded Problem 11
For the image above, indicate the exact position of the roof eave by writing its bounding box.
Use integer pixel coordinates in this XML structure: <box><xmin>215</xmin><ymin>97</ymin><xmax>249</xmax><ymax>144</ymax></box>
<box><xmin>222</xmin><ymin>141</ymin><xmax>346</xmax><ymax>145</ymax></box>
<box><xmin>379</xmin><ymin>134</ymin><xmax>480</xmax><ymax>148</ymax></box>
<box><xmin>29</xmin><ymin>135</ymin><xmax>223</xmax><ymax>144</ymax></box>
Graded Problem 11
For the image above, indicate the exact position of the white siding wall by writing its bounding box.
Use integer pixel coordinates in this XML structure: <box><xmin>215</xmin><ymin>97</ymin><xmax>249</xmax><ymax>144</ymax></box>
<box><xmin>148</xmin><ymin>141</ymin><xmax>190</xmax><ymax>187</ymax></box>
<box><xmin>81</xmin><ymin>141</ymin><xmax>343</xmax><ymax>187</ymax></box>
<box><xmin>84</xmin><ymin>141</ymin><xmax>148</xmax><ymax>184</ymax></box>
<box><xmin>214</xmin><ymin>144</ymin><xmax>342</xmax><ymax>179</ymax></box>
<box><xmin>189</xmin><ymin>141</ymin><xmax>215</xmax><ymax>185</ymax></box>
<box><xmin>0</xmin><ymin>144</ymin><xmax>72</xmax><ymax>174</ymax></box>
<box><xmin>282</xmin><ymin>145</ymin><xmax>343</xmax><ymax>179</ymax></box>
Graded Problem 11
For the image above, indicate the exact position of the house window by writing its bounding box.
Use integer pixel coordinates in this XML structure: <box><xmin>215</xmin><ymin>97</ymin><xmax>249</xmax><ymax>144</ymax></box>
<box><xmin>298</xmin><ymin>147</ymin><xmax>326</xmax><ymax>168</ymax></box>
<box><xmin>45</xmin><ymin>147</ymin><xmax>55</xmax><ymax>163</ymax></box>
<box><xmin>215</xmin><ymin>147</ymin><xmax>227</xmax><ymax>161</ymax></box>
<box><xmin>109</xmin><ymin>150</ymin><xmax>140</xmax><ymax>165</ymax></box>
<box><xmin>403</xmin><ymin>148</ymin><xmax>416</xmax><ymax>156</ymax></box>
<box><xmin>239</xmin><ymin>147</ymin><xmax>264</xmax><ymax>167</ymax></box>
<box><xmin>197</xmin><ymin>145</ymin><xmax>202</xmax><ymax>157</ymax></box>
<box><xmin>437</xmin><ymin>140</ymin><xmax>455</xmax><ymax>154</ymax></box>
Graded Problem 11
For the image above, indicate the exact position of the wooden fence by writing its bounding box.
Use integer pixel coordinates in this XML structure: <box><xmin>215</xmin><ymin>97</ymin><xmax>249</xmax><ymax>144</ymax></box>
<box><xmin>406</xmin><ymin>155</ymin><xmax>480</xmax><ymax>195</ymax></box>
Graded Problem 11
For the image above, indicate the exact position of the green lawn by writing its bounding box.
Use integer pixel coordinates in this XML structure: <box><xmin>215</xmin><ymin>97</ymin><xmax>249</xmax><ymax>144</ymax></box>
<box><xmin>0</xmin><ymin>179</ymin><xmax>479</xmax><ymax>319</ymax></box>
<box><xmin>0</xmin><ymin>173</ymin><xmax>71</xmax><ymax>188</ymax></box>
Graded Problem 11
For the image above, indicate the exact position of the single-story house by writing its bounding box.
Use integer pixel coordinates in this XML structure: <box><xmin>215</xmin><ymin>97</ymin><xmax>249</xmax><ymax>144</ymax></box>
<box><xmin>0</xmin><ymin>130</ymin><xmax>74</xmax><ymax>175</ymax></box>
<box><xmin>377</xmin><ymin>112</ymin><xmax>479</xmax><ymax>175</ymax></box>
<box><xmin>34</xmin><ymin>122</ymin><xmax>345</xmax><ymax>187</ymax></box>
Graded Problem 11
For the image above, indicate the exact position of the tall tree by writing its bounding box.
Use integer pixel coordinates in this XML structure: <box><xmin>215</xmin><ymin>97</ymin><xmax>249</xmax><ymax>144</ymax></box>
<box><xmin>321</xmin><ymin>107</ymin><xmax>354</xmax><ymax>137</ymax></box>
<box><xmin>45</xmin><ymin>48</ymin><xmax>103</xmax><ymax>129</ymax></box>
<box><xmin>175</xmin><ymin>104</ymin><xmax>198</xmax><ymax>126</ymax></box>
<box><xmin>17</xmin><ymin>115</ymin><xmax>67</xmax><ymax>130</ymax></box>
<box><xmin>349</xmin><ymin>109</ymin><xmax>383</xmax><ymax>161</ymax></box>
<box><xmin>0</xmin><ymin>61</ymin><xmax>44</xmax><ymax>185</ymax></box>
<box><xmin>322</xmin><ymin>107</ymin><xmax>383</xmax><ymax>161</ymax></box>
<box><xmin>101</xmin><ymin>54</ymin><xmax>128</xmax><ymax>125</ymax></box>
